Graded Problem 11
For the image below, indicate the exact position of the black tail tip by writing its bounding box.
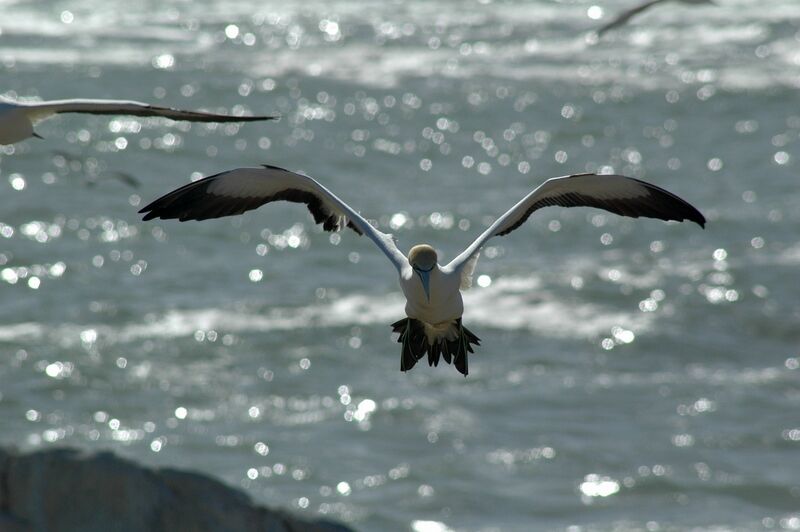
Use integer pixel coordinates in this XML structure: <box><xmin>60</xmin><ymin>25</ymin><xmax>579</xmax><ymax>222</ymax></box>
<box><xmin>391</xmin><ymin>318</ymin><xmax>481</xmax><ymax>377</ymax></box>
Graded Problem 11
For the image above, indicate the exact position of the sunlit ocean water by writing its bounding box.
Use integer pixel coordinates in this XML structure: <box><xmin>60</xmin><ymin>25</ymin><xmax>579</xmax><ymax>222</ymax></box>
<box><xmin>1</xmin><ymin>0</ymin><xmax>799</xmax><ymax>530</ymax></box>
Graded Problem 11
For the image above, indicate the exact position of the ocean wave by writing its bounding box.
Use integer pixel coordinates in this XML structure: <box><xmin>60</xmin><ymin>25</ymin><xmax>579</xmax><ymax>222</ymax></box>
<box><xmin>0</xmin><ymin>1</ymin><xmax>795</xmax><ymax>91</ymax></box>
<box><xmin>0</xmin><ymin>275</ymin><xmax>651</xmax><ymax>346</ymax></box>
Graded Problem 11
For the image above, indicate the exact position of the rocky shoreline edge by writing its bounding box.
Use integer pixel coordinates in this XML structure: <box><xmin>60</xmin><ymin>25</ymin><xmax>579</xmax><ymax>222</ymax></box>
<box><xmin>0</xmin><ymin>446</ymin><xmax>354</xmax><ymax>532</ymax></box>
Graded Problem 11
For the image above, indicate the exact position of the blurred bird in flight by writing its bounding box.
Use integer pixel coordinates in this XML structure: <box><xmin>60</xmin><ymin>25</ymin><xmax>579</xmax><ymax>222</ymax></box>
<box><xmin>595</xmin><ymin>0</ymin><xmax>716</xmax><ymax>37</ymax></box>
<box><xmin>0</xmin><ymin>97</ymin><xmax>277</xmax><ymax>145</ymax></box>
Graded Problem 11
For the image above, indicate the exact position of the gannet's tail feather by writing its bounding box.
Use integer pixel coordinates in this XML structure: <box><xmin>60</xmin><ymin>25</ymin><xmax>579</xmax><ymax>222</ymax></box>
<box><xmin>391</xmin><ymin>318</ymin><xmax>481</xmax><ymax>376</ymax></box>
<box><xmin>392</xmin><ymin>318</ymin><xmax>427</xmax><ymax>372</ymax></box>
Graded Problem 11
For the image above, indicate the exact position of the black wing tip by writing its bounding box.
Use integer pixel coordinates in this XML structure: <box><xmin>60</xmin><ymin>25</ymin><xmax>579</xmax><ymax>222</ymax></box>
<box><xmin>138</xmin><ymin>197</ymin><xmax>165</xmax><ymax>217</ymax></box>
<box><xmin>261</xmin><ymin>163</ymin><xmax>291</xmax><ymax>172</ymax></box>
<box><xmin>238</xmin><ymin>114</ymin><xmax>280</xmax><ymax>122</ymax></box>
<box><xmin>651</xmin><ymin>203</ymin><xmax>706</xmax><ymax>229</ymax></box>
<box><xmin>637</xmin><ymin>178</ymin><xmax>706</xmax><ymax>229</ymax></box>
<box><xmin>138</xmin><ymin>173</ymin><xmax>223</xmax><ymax>222</ymax></box>
<box><xmin>140</xmin><ymin>209</ymin><xmax>199</xmax><ymax>222</ymax></box>
<box><xmin>139</xmin><ymin>207</ymin><xmax>162</xmax><ymax>221</ymax></box>
<box><xmin>138</xmin><ymin>198</ymin><xmax>185</xmax><ymax>222</ymax></box>
<box><xmin>191</xmin><ymin>111</ymin><xmax>279</xmax><ymax>122</ymax></box>
<box><xmin>143</xmin><ymin>103</ymin><xmax>280</xmax><ymax>122</ymax></box>
<box><xmin>673</xmin><ymin>211</ymin><xmax>705</xmax><ymax>229</ymax></box>
<box><xmin>536</xmin><ymin>173</ymin><xmax>707</xmax><ymax>231</ymax></box>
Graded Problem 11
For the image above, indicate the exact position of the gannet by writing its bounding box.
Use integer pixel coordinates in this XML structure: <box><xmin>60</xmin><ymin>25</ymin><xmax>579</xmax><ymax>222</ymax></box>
<box><xmin>140</xmin><ymin>165</ymin><xmax>705</xmax><ymax>376</ymax></box>
<box><xmin>596</xmin><ymin>0</ymin><xmax>715</xmax><ymax>37</ymax></box>
<box><xmin>0</xmin><ymin>97</ymin><xmax>277</xmax><ymax>145</ymax></box>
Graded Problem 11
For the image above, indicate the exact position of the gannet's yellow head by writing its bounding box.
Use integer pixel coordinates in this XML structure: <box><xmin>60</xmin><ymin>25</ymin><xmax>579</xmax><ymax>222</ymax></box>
<box><xmin>408</xmin><ymin>244</ymin><xmax>437</xmax><ymax>302</ymax></box>
<box><xmin>409</xmin><ymin>244</ymin><xmax>437</xmax><ymax>272</ymax></box>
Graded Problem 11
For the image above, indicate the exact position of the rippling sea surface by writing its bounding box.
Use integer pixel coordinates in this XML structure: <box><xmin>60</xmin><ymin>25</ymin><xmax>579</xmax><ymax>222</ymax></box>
<box><xmin>1</xmin><ymin>0</ymin><xmax>799</xmax><ymax>530</ymax></box>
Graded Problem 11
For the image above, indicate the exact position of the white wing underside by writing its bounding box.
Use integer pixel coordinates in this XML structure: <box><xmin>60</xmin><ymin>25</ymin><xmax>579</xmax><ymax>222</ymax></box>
<box><xmin>139</xmin><ymin>166</ymin><xmax>409</xmax><ymax>273</ymax></box>
<box><xmin>459</xmin><ymin>252</ymin><xmax>480</xmax><ymax>290</ymax></box>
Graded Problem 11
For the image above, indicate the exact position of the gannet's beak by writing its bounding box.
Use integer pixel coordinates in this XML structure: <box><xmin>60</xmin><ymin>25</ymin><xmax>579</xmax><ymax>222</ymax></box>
<box><xmin>415</xmin><ymin>269</ymin><xmax>431</xmax><ymax>302</ymax></box>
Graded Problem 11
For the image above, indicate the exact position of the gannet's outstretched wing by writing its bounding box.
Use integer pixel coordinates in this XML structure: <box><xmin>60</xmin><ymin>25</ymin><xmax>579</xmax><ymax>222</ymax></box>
<box><xmin>140</xmin><ymin>165</ymin><xmax>408</xmax><ymax>272</ymax></box>
<box><xmin>18</xmin><ymin>98</ymin><xmax>277</xmax><ymax>123</ymax></box>
<box><xmin>444</xmin><ymin>173</ymin><xmax>705</xmax><ymax>281</ymax></box>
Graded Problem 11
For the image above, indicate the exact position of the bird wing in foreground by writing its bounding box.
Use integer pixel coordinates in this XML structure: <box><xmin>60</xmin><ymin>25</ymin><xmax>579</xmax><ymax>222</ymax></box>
<box><xmin>444</xmin><ymin>173</ymin><xmax>705</xmax><ymax>278</ymax></box>
<box><xmin>139</xmin><ymin>165</ymin><xmax>408</xmax><ymax>272</ymax></box>
<box><xmin>19</xmin><ymin>98</ymin><xmax>278</xmax><ymax>123</ymax></box>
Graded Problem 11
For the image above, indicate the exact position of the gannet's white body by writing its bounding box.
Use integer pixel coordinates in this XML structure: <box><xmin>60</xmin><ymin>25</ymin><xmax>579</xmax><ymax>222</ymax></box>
<box><xmin>140</xmin><ymin>165</ymin><xmax>705</xmax><ymax>375</ymax></box>
<box><xmin>401</xmin><ymin>261</ymin><xmax>463</xmax><ymax>325</ymax></box>
<box><xmin>0</xmin><ymin>97</ymin><xmax>277</xmax><ymax>145</ymax></box>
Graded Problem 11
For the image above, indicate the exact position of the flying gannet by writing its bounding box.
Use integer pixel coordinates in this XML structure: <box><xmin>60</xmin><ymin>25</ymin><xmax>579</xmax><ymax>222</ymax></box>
<box><xmin>0</xmin><ymin>97</ymin><xmax>277</xmax><ymax>145</ymax></box>
<box><xmin>595</xmin><ymin>0</ymin><xmax>715</xmax><ymax>37</ymax></box>
<box><xmin>140</xmin><ymin>165</ymin><xmax>705</xmax><ymax>376</ymax></box>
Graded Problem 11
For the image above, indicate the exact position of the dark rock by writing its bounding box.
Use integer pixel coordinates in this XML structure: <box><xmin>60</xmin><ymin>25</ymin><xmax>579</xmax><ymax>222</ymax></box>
<box><xmin>0</xmin><ymin>447</ymin><xmax>353</xmax><ymax>532</ymax></box>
